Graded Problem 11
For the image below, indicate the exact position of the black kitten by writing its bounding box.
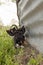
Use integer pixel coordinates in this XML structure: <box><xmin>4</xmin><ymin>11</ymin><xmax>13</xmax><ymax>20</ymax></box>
<box><xmin>6</xmin><ymin>26</ymin><xmax>25</xmax><ymax>48</ymax></box>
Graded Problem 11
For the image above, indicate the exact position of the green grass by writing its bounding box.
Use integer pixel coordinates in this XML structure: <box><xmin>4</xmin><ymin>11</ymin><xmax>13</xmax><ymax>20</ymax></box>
<box><xmin>0</xmin><ymin>26</ymin><xmax>20</xmax><ymax>65</ymax></box>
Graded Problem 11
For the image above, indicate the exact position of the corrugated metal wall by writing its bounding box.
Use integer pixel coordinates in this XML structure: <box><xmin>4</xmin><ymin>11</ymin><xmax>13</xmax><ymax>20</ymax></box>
<box><xmin>17</xmin><ymin>0</ymin><xmax>43</xmax><ymax>53</ymax></box>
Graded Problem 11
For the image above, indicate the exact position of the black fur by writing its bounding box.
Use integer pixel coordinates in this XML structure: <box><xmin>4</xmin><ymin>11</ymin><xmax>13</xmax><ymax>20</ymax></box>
<box><xmin>6</xmin><ymin>26</ymin><xmax>25</xmax><ymax>48</ymax></box>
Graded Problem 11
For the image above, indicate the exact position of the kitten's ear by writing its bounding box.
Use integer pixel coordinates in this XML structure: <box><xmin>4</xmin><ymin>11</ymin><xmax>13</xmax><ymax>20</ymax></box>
<box><xmin>21</xmin><ymin>26</ymin><xmax>25</xmax><ymax>34</ymax></box>
<box><xmin>6</xmin><ymin>29</ymin><xmax>14</xmax><ymax>36</ymax></box>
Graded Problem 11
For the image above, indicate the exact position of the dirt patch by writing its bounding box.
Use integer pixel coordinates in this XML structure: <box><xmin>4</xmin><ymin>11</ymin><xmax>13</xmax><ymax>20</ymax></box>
<box><xmin>14</xmin><ymin>41</ymin><xmax>43</xmax><ymax>65</ymax></box>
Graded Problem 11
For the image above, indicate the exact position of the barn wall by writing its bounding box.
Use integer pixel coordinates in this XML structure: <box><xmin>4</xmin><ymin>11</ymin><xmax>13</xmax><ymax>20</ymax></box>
<box><xmin>17</xmin><ymin>0</ymin><xmax>43</xmax><ymax>53</ymax></box>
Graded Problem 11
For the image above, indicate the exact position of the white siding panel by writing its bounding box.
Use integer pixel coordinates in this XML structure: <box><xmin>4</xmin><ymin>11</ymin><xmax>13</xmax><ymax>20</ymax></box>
<box><xmin>17</xmin><ymin>0</ymin><xmax>43</xmax><ymax>53</ymax></box>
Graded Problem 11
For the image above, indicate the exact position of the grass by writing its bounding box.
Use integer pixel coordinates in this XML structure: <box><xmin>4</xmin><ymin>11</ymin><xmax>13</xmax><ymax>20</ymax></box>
<box><xmin>0</xmin><ymin>26</ymin><xmax>43</xmax><ymax>65</ymax></box>
<box><xmin>0</xmin><ymin>26</ymin><xmax>19</xmax><ymax>65</ymax></box>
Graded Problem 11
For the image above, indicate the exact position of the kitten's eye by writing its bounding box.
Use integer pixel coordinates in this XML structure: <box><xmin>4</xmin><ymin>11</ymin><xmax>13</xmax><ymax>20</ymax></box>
<box><xmin>11</xmin><ymin>29</ymin><xmax>13</xmax><ymax>33</ymax></box>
